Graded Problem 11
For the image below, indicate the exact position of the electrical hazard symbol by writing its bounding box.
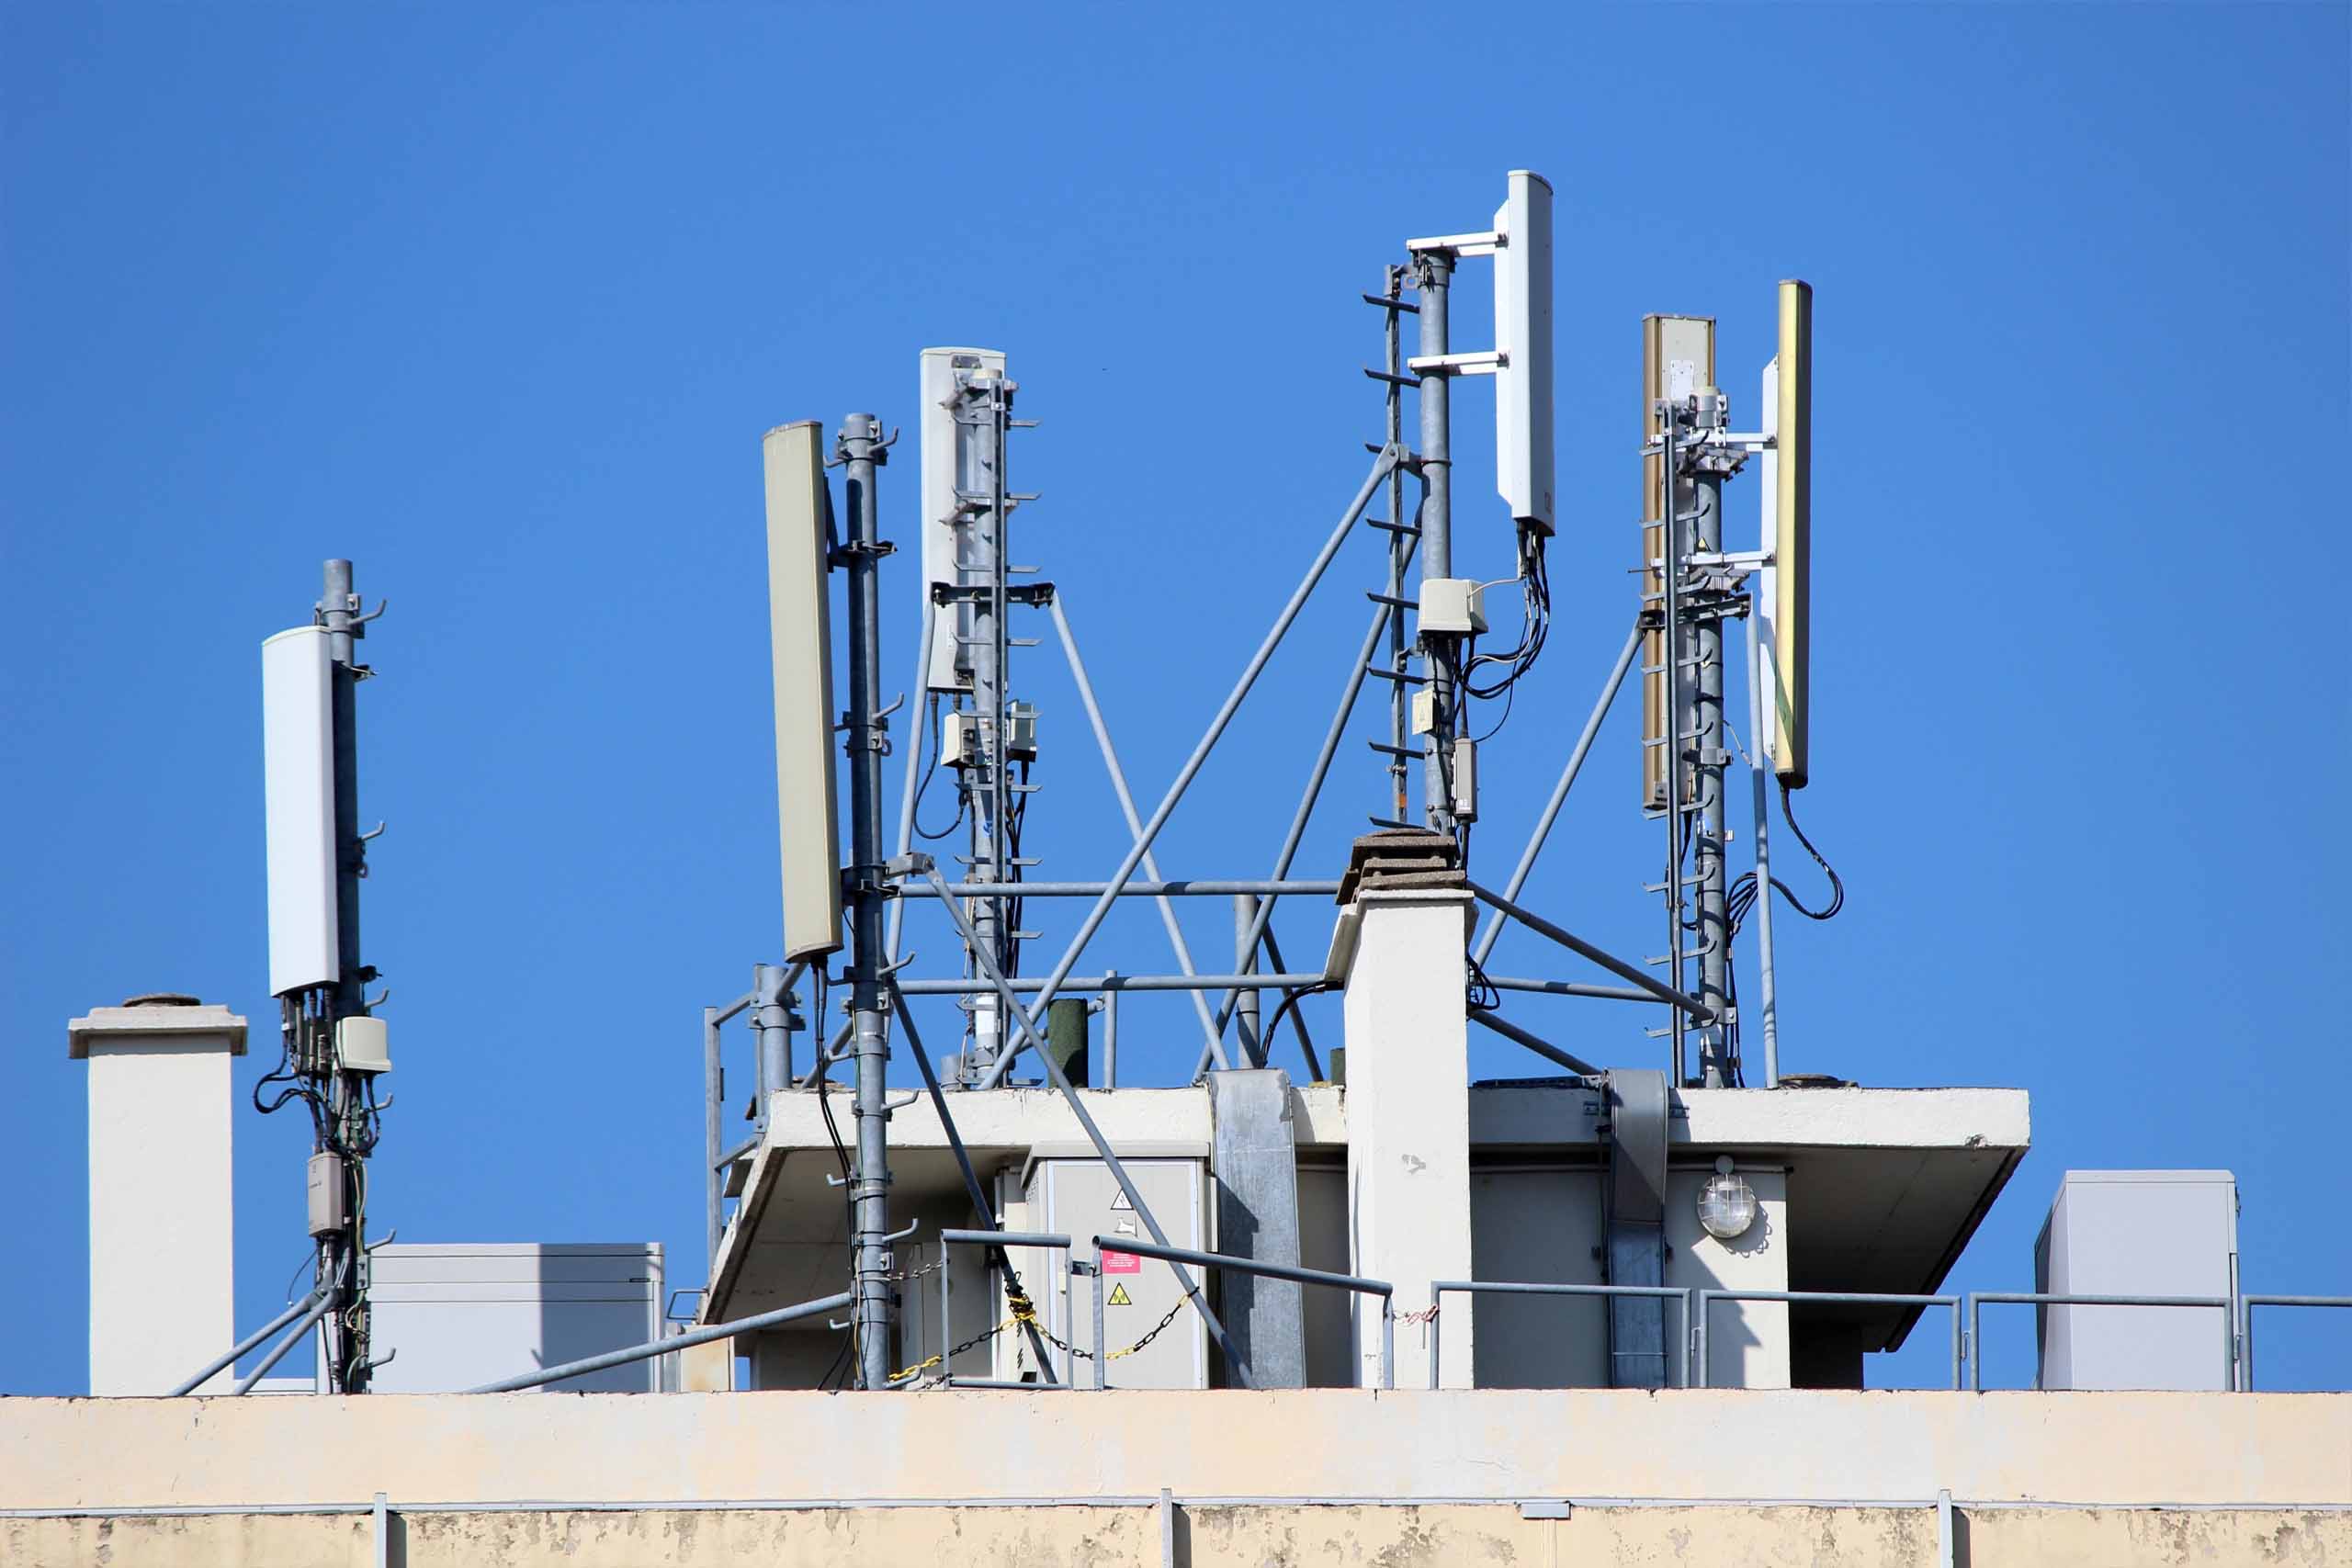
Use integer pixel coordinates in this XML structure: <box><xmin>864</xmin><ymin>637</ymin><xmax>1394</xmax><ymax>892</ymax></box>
<box><xmin>1107</xmin><ymin>1282</ymin><xmax>1134</xmax><ymax>1307</ymax></box>
<box><xmin>1108</xmin><ymin>1189</ymin><xmax>1134</xmax><ymax>1211</ymax></box>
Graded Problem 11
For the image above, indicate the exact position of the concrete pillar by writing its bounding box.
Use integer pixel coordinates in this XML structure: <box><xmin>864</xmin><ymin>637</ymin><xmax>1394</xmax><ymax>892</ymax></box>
<box><xmin>1338</xmin><ymin>890</ymin><xmax>1473</xmax><ymax>1387</ymax></box>
<box><xmin>69</xmin><ymin>996</ymin><xmax>245</xmax><ymax>1394</ymax></box>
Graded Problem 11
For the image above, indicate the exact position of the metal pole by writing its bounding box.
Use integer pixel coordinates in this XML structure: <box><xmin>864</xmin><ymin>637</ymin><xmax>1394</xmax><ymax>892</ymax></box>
<box><xmin>954</xmin><ymin>373</ymin><xmax>1014</xmax><ymax>1079</ymax></box>
<box><xmin>925</xmin><ymin>869</ymin><xmax>1248</xmax><ymax>1382</ymax></box>
<box><xmin>170</xmin><ymin>1291</ymin><xmax>326</xmax><ymax>1396</ymax></box>
<box><xmin>752</xmin><ymin>963</ymin><xmax>793</xmax><ymax>1112</ymax></box>
<box><xmin>1747</xmin><ymin>614</ymin><xmax>1781</xmax><ymax>1088</ymax></box>
<box><xmin>885</xmin><ymin>592</ymin><xmax>935</xmax><ymax>964</ymax></box>
<box><xmin>1468</xmin><ymin>881</ymin><xmax>1714</xmax><ymax>1019</ymax></box>
<box><xmin>1102</xmin><ymin>983</ymin><xmax>1118</xmax><ymax>1088</ymax></box>
<box><xmin>1384</xmin><ymin>263</ymin><xmax>1411</xmax><ymax>826</ymax></box>
<box><xmin>1091</xmin><ymin>1244</ymin><xmax>1107</xmax><ymax>1391</ymax></box>
<box><xmin>972</xmin><ymin>448</ymin><xmax>1398</xmax><ymax>1091</ymax></box>
<box><xmin>1691</xmin><ymin>472</ymin><xmax>1732</xmax><ymax>1087</ymax></box>
<box><xmin>1046</xmin><ymin>594</ymin><xmax>1227</xmax><ymax>1067</ymax></box>
<box><xmin>1658</xmin><ymin>420</ymin><xmax>1686</xmax><ymax>1085</ymax></box>
<box><xmin>318</xmin><ymin>558</ymin><xmax>371</xmax><ymax>1393</ymax></box>
<box><xmin>467</xmin><ymin>1291</ymin><xmax>852</xmax><ymax>1393</ymax></box>
<box><xmin>1416</xmin><ymin>253</ymin><xmax>1455</xmax><ymax>837</ymax></box>
<box><xmin>1471</xmin><ymin>620</ymin><xmax>1644</xmax><ymax>966</ymax></box>
<box><xmin>1467</xmin><ymin>1007</ymin><xmax>1600</xmax><ymax>1076</ymax></box>
<box><xmin>233</xmin><ymin>1291</ymin><xmax>339</xmax><ymax>1394</ymax></box>
<box><xmin>838</xmin><ymin>414</ymin><xmax>895</xmax><ymax>1389</ymax></box>
<box><xmin>1233</xmin><ymin>895</ymin><xmax>1262</xmax><ymax>1067</ymax></box>
<box><xmin>703</xmin><ymin>1005</ymin><xmax>722</xmax><ymax>1269</ymax></box>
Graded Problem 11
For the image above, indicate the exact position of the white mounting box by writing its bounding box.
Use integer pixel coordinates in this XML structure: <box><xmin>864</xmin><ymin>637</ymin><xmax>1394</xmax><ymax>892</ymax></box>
<box><xmin>1419</xmin><ymin>578</ymin><xmax>1488</xmax><ymax>636</ymax></box>
<box><xmin>2035</xmin><ymin>1170</ymin><xmax>2238</xmax><ymax>1392</ymax></box>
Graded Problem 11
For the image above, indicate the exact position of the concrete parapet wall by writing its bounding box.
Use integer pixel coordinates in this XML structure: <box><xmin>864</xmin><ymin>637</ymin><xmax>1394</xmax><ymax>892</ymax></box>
<box><xmin>2</xmin><ymin>1389</ymin><xmax>2344</xmax><ymax>1564</ymax></box>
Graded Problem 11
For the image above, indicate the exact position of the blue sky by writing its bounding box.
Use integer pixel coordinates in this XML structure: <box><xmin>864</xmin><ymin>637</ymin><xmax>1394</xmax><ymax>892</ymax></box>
<box><xmin>3</xmin><ymin>4</ymin><xmax>2345</xmax><ymax>1395</ymax></box>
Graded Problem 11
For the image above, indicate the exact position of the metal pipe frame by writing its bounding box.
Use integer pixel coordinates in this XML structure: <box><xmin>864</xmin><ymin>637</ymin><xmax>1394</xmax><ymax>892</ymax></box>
<box><xmin>970</xmin><ymin>446</ymin><xmax>1400</xmax><ymax>1093</ymax></box>
<box><xmin>1485</xmin><ymin>976</ymin><xmax>1657</xmax><ymax>1003</ymax></box>
<box><xmin>1472</xmin><ymin>620</ymin><xmax>1644</xmax><ymax>966</ymax></box>
<box><xmin>1046</xmin><ymin>592</ymin><xmax>1228</xmax><ymax>1068</ymax></box>
<box><xmin>1965</xmin><ymin>1292</ymin><xmax>2232</xmax><ymax>1393</ymax></box>
<box><xmin>1694</xmin><ymin>1289</ymin><xmax>1962</xmax><ymax>1392</ymax></box>
<box><xmin>1467</xmin><ymin>881</ymin><xmax>1714</xmax><ymax>1020</ymax></box>
<box><xmin>467</xmin><ymin>1290</ymin><xmax>853</xmax><ymax>1394</ymax></box>
<box><xmin>884</xmin><ymin>590</ymin><xmax>935</xmax><ymax>965</ymax></box>
<box><xmin>172</xmin><ymin>1290</ymin><xmax>329</xmax><ymax>1396</ymax></box>
<box><xmin>2237</xmin><ymin>1294</ymin><xmax>2352</xmax><ymax>1392</ymax></box>
<box><xmin>1096</xmin><ymin>1235</ymin><xmax>1395</xmax><ymax>1390</ymax></box>
<box><xmin>232</xmin><ymin>1290</ymin><xmax>340</xmax><ymax>1395</ymax></box>
<box><xmin>1467</xmin><ymin>1007</ymin><xmax>1600</xmax><ymax>1076</ymax></box>
<box><xmin>922</xmin><ymin>866</ymin><xmax>1248</xmax><ymax>1382</ymax></box>
<box><xmin>914</xmin><ymin>879</ymin><xmax>1342</xmax><ymax>898</ymax></box>
<box><xmin>1428</xmin><ymin>1281</ymin><xmax>1692</xmax><ymax>1391</ymax></box>
<box><xmin>900</xmin><ymin>972</ymin><xmax>1326</xmax><ymax>997</ymax></box>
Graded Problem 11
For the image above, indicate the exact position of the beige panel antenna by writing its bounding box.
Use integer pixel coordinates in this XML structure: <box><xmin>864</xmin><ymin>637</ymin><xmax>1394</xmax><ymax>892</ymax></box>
<box><xmin>763</xmin><ymin>420</ymin><xmax>844</xmax><ymax>960</ymax></box>
<box><xmin>1772</xmin><ymin>280</ymin><xmax>1812</xmax><ymax>787</ymax></box>
<box><xmin>1639</xmin><ymin>314</ymin><xmax>1713</xmax><ymax>813</ymax></box>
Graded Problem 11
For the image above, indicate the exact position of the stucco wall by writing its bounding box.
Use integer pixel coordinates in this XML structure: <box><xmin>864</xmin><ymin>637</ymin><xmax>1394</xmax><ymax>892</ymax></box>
<box><xmin>7</xmin><ymin>1502</ymin><xmax>2346</xmax><ymax>1567</ymax></box>
<box><xmin>3</xmin><ymin>1390</ymin><xmax>2343</xmax><ymax>1512</ymax></box>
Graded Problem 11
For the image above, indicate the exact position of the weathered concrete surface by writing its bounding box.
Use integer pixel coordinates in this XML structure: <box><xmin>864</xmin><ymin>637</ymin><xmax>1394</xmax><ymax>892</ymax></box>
<box><xmin>2</xmin><ymin>1390</ymin><xmax>2345</xmax><ymax>1512</ymax></box>
<box><xmin>7</xmin><ymin>1503</ymin><xmax>2347</xmax><ymax>1566</ymax></box>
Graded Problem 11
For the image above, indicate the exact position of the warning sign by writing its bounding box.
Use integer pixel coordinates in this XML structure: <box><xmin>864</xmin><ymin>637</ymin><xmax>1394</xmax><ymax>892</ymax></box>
<box><xmin>1102</xmin><ymin>1249</ymin><xmax>1142</xmax><ymax>1274</ymax></box>
<box><xmin>1108</xmin><ymin>1189</ymin><xmax>1134</xmax><ymax>1211</ymax></box>
<box><xmin>1107</xmin><ymin>1282</ymin><xmax>1134</xmax><ymax>1307</ymax></box>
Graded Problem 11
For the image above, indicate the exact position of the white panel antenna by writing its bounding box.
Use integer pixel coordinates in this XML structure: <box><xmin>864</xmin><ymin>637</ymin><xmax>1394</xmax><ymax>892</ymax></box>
<box><xmin>1493</xmin><ymin>169</ymin><xmax>1555</xmax><ymax>532</ymax></box>
<box><xmin>261</xmin><ymin>625</ymin><xmax>339</xmax><ymax>997</ymax></box>
<box><xmin>1755</xmin><ymin>354</ymin><xmax>1782</xmax><ymax>774</ymax></box>
<box><xmin>763</xmin><ymin>420</ymin><xmax>845</xmax><ymax>960</ymax></box>
<box><xmin>919</xmin><ymin>347</ymin><xmax>1007</xmax><ymax>694</ymax></box>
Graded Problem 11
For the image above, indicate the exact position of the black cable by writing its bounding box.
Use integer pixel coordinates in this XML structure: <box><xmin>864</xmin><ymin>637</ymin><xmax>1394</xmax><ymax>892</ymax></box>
<box><xmin>1259</xmin><ymin>980</ymin><xmax>1336</xmax><ymax>1076</ymax></box>
<box><xmin>913</xmin><ymin>694</ymin><xmax>967</xmax><ymax>841</ymax></box>
<box><xmin>1774</xmin><ymin>783</ymin><xmax>1846</xmax><ymax>920</ymax></box>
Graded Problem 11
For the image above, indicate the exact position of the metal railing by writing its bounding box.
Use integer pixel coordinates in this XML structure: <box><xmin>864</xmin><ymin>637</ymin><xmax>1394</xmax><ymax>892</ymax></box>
<box><xmin>1093</xmin><ymin>1236</ymin><xmax>1396</xmax><ymax>1391</ymax></box>
<box><xmin>1427</xmin><ymin>1280</ymin><xmax>1693</xmax><ymax>1390</ymax></box>
<box><xmin>933</xmin><ymin>1228</ymin><xmax>1077</xmax><ymax>1390</ymax></box>
<box><xmin>1964</xmin><ymin>1292</ymin><xmax>2232</xmax><ymax>1393</ymax></box>
<box><xmin>1695</xmin><ymin>1289</ymin><xmax>1962</xmax><ymax>1391</ymax></box>
<box><xmin>2238</xmin><ymin>1294</ymin><xmax>2352</xmax><ymax>1392</ymax></box>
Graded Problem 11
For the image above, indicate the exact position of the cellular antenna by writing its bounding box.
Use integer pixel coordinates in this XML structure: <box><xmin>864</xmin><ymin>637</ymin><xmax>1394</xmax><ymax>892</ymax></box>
<box><xmin>763</xmin><ymin>420</ymin><xmax>845</xmax><ymax>962</ymax></box>
<box><xmin>255</xmin><ymin>558</ymin><xmax>388</xmax><ymax>1393</ymax></box>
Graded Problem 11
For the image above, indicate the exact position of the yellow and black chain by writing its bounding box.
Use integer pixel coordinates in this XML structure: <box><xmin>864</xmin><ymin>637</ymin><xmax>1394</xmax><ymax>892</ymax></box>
<box><xmin>887</xmin><ymin>1269</ymin><xmax>1192</xmax><ymax>1382</ymax></box>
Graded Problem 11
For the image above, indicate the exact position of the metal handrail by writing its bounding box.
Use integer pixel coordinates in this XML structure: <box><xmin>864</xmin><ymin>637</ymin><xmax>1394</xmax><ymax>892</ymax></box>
<box><xmin>1094</xmin><ymin>1235</ymin><xmax>1395</xmax><ymax>1391</ymax></box>
<box><xmin>1427</xmin><ymin>1280</ymin><xmax>1692</xmax><ymax>1390</ymax></box>
<box><xmin>933</xmin><ymin>1230</ymin><xmax>1077</xmax><ymax>1390</ymax></box>
<box><xmin>1965</xmin><ymin>1291</ymin><xmax>2231</xmax><ymax>1393</ymax></box>
<box><xmin>2234</xmin><ymin>1293</ymin><xmax>2351</xmax><ymax>1392</ymax></box>
<box><xmin>465</xmin><ymin>1289</ymin><xmax>851</xmax><ymax>1393</ymax></box>
<box><xmin>1695</xmin><ymin>1289</ymin><xmax>1962</xmax><ymax>1391</ymax></box>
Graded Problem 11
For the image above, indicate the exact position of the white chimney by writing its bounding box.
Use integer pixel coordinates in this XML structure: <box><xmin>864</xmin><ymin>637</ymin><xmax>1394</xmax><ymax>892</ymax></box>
<box><xmin>69</xmin><ymin>995</ymin><xmax>245</xmax><ymax>1395</ymax></box>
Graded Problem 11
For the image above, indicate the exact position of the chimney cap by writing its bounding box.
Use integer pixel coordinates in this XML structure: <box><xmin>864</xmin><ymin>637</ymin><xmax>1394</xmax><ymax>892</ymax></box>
<box><xmin>69</xmin><ymin>1001</ymin><xmax>248</xmax><ymax>1059</ymax></box>
<box><xmin>122</xmin><ymin>992</ymin><xmax>202</xmax><ymax>1008</ymax></box>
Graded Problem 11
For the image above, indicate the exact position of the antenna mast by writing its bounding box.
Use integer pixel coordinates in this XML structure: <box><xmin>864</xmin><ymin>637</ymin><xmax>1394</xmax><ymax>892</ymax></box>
<box><xmin>258</xmin><ymin>558</ymin><xmax>387</xmax><ymax>1393</ymax></box>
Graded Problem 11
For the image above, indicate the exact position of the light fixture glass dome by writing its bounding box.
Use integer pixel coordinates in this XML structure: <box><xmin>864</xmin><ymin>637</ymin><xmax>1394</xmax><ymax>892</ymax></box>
<box><xmin>1698</xmin><ymin>1156</ymin><xmax>1758</xmax><ymax>1240</ymax></box>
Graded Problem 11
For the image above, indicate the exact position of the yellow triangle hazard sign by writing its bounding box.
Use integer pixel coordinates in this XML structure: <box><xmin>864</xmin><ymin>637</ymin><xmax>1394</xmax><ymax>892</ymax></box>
<box><xmin>1107</xmin><ymin>1282</ymin><xmax>1134</xmax><ymax>1307</ymax></box>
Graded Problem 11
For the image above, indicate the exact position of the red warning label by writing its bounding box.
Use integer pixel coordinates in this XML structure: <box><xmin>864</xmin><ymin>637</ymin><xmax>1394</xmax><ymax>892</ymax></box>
<box><xmin>1102</xmin><ymin>1249</ymin><xmax>1142</xmax><ymax>1274</ymax></box>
